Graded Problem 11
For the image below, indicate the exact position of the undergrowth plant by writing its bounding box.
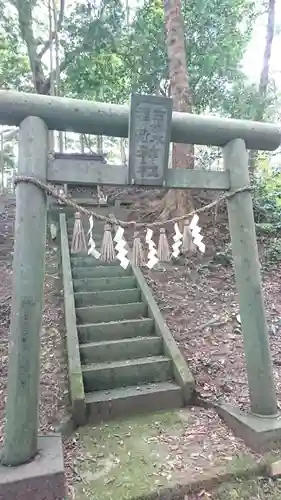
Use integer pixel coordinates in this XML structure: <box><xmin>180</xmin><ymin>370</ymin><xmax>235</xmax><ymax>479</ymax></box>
<box><xmin>211</xmin><ymin>168</ymin><xmax>281</xmax><ymax>269</ymax></box>
<box><xmin>253</xmin><ymin>169</ymin><xmax>281</xmax><ymax>268</ymax></box>
<box><xmin>253</xmin><ymin>171</ymin><xmax>281</xmax><ymax>233</ymax></box>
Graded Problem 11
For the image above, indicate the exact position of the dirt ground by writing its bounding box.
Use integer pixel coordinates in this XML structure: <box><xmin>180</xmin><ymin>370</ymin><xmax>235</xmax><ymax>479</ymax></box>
<box><xmin>143</xmin><ymin>260</ymin><xmax>281</xmax><ymax>412</ymax></box>
<box><xmin>0</xmin><ymin>197</ymin><xmax>281</xmax><ymax>499</ymax></box>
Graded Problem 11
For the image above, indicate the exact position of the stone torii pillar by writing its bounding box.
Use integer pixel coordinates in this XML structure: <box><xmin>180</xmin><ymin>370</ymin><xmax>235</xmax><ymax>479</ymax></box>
<box><xmin>0</xmin><ymin>116</ymin><xmax>65</xmax><ymax>500</ymax></box>
<box><xmin>215</xmin><ymin>138</ymin><xmax>280</xmax><ymax>450</ymax></box>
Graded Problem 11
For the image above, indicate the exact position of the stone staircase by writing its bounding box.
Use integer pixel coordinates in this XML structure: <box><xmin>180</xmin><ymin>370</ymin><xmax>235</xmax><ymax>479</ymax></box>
<box><xmin>61</xmin><ymin>210</ymin><xmax>194</xmax><ymax>424</ymax></box>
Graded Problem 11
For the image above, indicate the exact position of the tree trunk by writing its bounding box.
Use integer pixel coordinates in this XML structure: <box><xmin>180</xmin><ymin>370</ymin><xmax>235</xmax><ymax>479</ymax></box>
<box><xmin>258</xmin><ymin>0</ymin><xmax>275</xmax><ymax>110</ymax></box>
<box><xmin>16</xmin><ymin>0</ymin><xmax>46</xmax><ymax>93</ymax></box>
<box><xmin>52</xmin><ymin>0</ymin><xmax>64</xmax><ymax>154</ymax></box>
<box><xmin>161</xmin><ymin>0</ymin><xmax>194</xmax><ymax>223</ymax></box>
<box><xmin>249</xmin><ymin>0</ymin><xmax>275</xmax><ymax>173</ymax></box>
<box><xmin>15</xmin><ymin>0</ymin><xmax>66</xmax><ymax>95</ymax></box>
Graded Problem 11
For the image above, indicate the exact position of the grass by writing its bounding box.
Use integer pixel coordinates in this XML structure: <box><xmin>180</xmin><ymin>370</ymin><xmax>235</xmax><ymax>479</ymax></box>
<box><xmin>73</xmin><ymin>412</ymin><xmax>185</xmax><ymax>500</ymax></box>
<box><xmin>213</xmin><ymin>477</ymin><xmax>281</xmax><ymax>500</ymax></box>
<box><xmin>71</xmin><ymin>410</ymin><xmax>274</xmax><ymax>500</ymax></box>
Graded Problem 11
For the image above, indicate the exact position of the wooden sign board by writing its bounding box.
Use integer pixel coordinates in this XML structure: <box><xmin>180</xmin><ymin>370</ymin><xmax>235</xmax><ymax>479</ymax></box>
<box><xmin>128</xmin><ymin>94</ymin><xmax>172</xmax><ymax>186</ymax></box>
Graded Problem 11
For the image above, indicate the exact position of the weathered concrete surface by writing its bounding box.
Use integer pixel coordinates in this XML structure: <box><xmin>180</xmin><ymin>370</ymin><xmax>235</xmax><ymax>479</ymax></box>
<box><xmin>0</xmin><ymin>435</ymin><xmax>65</xmax><ymax>500</ymax></box>
<box><xmin>59</xmin><ymin>205</ymin><xmax>194</xmax><ymax>424</ymax></box>
<box><xmin>60</xmin><ymin>213</ymin><xmax>86</xmax><ymax>426</ymax></box>
<box><xmin>73</xmin><ymin>410</ymin><xmax>271</xmax><ymax>500</ymax></box>
<box><xmin>216</xmin><ymin>402</ymin><xmax>281</xmax><ymax>451</ymax></box>
<box><xmin>132</xmin><ymin>265</ymin><xmax>195</xmax><ymax>403</ymax></box>
<box><xmin>224</xmin><ymin>139</ymin><xmax>277</xmax><ymax>416</ymax></box>
<box><xmin>2</xmin><ymin>117</ymin><xmax>48</xmax><ymax>466</ymax></box>
<box><xmin>0</xmin><ymin>90</ymin><xmax>280</xmax><ymax>150</ymax></box>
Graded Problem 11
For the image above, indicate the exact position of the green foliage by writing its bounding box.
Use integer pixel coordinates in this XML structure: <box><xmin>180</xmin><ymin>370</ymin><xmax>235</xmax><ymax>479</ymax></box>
<box><xmin>253</xmin><ymin>170</ymin><xmax>281</xmax><ymax>234</ymax></box>
<box><xmin>64</xmin><ymin>0</ymin><xmax>263</xmax><ymax>118</ymax></box>
<box><xmin>263</xmin><ymin>238</ymin><xmax>281</xmax><ymax>268</ymax></box>
<box><xmin>0</xmin><ymin>32</ymin><xmax>30</xmax><ymax>90</ymax></box>
<box><xmin>208</xmin><ymin>167</ymin><xmax>281</xmax><ymax>270</ymax></box>
<box><xmin>222</xmin><ymin>79</ymin><xmax>278</xmax><ymax>120</ymax></box>
<box><xmin>123</xmin><ymin>0</ymin><xmax>167</xmax><ymax>97</ymax></box>
<box><xmin>182</xmin><ymin>0</ymin><xmax>256</xmax><ymax>114</ymax></box>
<box><xmin>62</xmin><ymin>0</ymin><xmax>128</xmax><ymax>102</ymax></box>
<box><xmin>0</xmin><ymin>0</ymin><xmax>273</xmax><ymax>123</ymax></box>
<box><xmin>253</xmin><ymin>167</ymin><xmax>281</xmax><ymax>268</ymax></box>
<box><xmin>0</xmin><ymin>0</ymin><xmax>31</xmax><ymax>90</ymax></box>
<box><xmin>212</xmin><ymin>243</ymin><xmax>233</xmax><ymax>266</ymax></box>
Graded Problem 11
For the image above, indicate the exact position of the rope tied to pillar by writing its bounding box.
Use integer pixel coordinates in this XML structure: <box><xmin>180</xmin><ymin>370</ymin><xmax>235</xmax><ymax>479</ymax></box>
<box><xmin>13</xmin><ymin>175</ymin><xmax>252</xmax><ymax>229</ymax></box>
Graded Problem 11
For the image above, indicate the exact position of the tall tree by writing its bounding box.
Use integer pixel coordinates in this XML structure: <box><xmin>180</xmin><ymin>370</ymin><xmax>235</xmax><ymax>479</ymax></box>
<box><xmin>161</xmin><ymin>0</ymin><xmax>193</xmax><ymax>219</ymax></box>
<box><xmin>250</xmin><ymin>0</ymin><xmax>276</xmax><ymax>172</ymax></box>
<box><xmin>257</xmin><ymin>0</ymin><xmax>276</xmax><ymax>119</ymax></box>
<box><xmin>65</xmin><ymin>0</ymin><xmax>258</xmax><ymax>116</ymax></box>
<box><xmin>4</xmin><ymin>0</ymin><xmax>125</xmax><ymax>96</ymax></box>
<box><xmin>163</xmin><ymin>0</ymin><xmax>193</xmax><ymax>168</ymax></box>
<box><xmin>123</xmin><ymin>0</ymin><xmax>256</xmax><ymax>114</ymax></box>
<box><xmin>14</xmin><ymin>0</ymin><xmax>65</xmax><ymax>94</ymax></box>
<box><xmin>0</xmin><ymin>16</ymin><xmax>30</xmax><ymax>91</ymax></box>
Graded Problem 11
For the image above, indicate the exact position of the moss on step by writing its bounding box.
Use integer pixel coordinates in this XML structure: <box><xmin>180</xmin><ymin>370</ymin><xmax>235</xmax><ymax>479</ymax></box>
<box><xmin>73</xmin><ymin>410</ymin><xmax>264</xmax><ymax>500</ymax></box>
<box><xmin>73</xmin><ymin>411</ymin><xmax>183</xmax><ymax>500</ymax></box>
<box><xmin>70</xmin><ymin>370</ymin><xmax>84</xmax><ymax>401</ymax></box>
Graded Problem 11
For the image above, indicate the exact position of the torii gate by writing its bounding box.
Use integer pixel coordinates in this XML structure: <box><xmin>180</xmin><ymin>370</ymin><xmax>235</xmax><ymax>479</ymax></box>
<box><xmin>0</xmin><ymin>90</ymin><xmax>280</xmax><ymax>499</ymax></box>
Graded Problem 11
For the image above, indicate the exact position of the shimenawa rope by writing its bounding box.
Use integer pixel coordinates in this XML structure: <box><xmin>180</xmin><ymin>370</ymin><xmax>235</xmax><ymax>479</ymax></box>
<box><xmin>13</xmin><ymin>175</ymin><xmax>251</xmax><ymax>229</ymax></box>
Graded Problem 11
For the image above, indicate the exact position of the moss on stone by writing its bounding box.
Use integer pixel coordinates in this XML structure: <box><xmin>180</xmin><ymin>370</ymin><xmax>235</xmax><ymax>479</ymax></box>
<box><xmin>69</xmin><ymin>370</ymin><xmax>84</xmax><ymax>400</ymax></box>
<box><xmin>72</xmin><ymin>410</ymin><xmax>263</xmax><ymax>500</ymax></box>
<box><xmin>213</xmin><ymin>477</ymin><xmax>281</xmax><ymax>500</ymax></box>
<box><xmin>73</xmin><ymin>412</ymin><xmax>184</xmax><ymax>500</ymax></box>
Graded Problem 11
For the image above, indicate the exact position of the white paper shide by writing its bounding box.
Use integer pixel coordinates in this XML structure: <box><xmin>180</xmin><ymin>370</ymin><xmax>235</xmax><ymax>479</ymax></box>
<box><xmin>189</xmin><ymin>214</ymin><xmax>205</xmax><ymax>253</ymax></box>
<box><xmin>145</xmin><ymin>228</ymin><xmax>159</xmax><ymax>269</ymax></box>
<box><xmin>114</xmin><ymin>226</ymin><xmax>130</xmax><ymax>269</ymax></box>
<box><xmin>87</xmin><ymin>215</ymin><xmax>101</xmax><ymax>259</ymax></box>
<box><xmin>172</xmin><ymin>223</ymin><xmax>183</xmax><ymax>258</ymax></box>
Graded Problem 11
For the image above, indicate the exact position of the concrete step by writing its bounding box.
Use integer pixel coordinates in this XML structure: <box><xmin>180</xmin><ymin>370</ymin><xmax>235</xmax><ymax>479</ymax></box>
<box><xmin>82</xmin><ymin>355</ymin><xmax>172</xmax><ymax>392</ymax></box>
<box><xmin>79</xmin><ymin>336</ymin><xmax>163</xmax><ymax>364</ymax></box>
<box><xmin>74</xmin><ymin>288</ymin><xmax>141</xmax><ymax>307</ymax></box>
<box><xmin>85</xmin><ymin>382</ymin><xmax>183</xmax><ymax>423</ymax></box>
<box><xmin>71</xmin><ymin>256</ymin><xmax>120</xmax><ymax>268</ymax></box>
<box><xmin>78</xmin><ymin>318</ymin><xmax>154</xmax><ymax>343</ymax></box>
<box><xmin>73</xmin><ymin>275</ymin><xmax>137</xmax><ymax>292</ymax></box>
<box><xmin>76</xmin><ymin>302</ymin><xmax>147</xmax><ymax>324</ymax></box>
<box><xmin>72</xmin><ymin>265</ymin><xmax>132</xmax><ymax>280</ymax></box>
<box><xmin>59</xmin><ymin>211</ymin><xmax>192</xmax><ymax>428</ymax></box>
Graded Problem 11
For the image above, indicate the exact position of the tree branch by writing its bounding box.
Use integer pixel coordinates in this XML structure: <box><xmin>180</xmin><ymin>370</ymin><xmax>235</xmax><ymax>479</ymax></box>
<box><xmin>259</xmin><ymin>0</ymin><xmax>275</xmax><ymax>99</ymax></box>
<box><xmin>40</xmin><ymin>44</ymin><xmax>83</xmax><ymax>94</ymax></box>
<box><xmin>15</xmin><ymin>0</ymin><xmax>45</xmax><ymax>93</ymax></box>
<box><xmin>37</xmin><ymin>0</ymin><xmax>65</xmax><ymax>60</ymax></box>
<box><xmin>40</xmin><ymin>1</ymin><xmax>107</xmax><ymax>94</ymax></box>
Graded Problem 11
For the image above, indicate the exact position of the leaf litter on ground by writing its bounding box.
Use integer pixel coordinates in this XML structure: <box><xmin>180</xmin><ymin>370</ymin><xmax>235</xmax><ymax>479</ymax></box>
<box><xmin>0</xmin><ymin>199</ymin><xmax>281</xmax><ymax>497</ymax></box>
